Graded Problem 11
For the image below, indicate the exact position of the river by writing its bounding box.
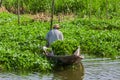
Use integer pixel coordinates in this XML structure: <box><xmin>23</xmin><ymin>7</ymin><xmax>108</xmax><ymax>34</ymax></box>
<box><xmin>0</xmin><ymin>58</ymin><xmax>120</xmax><ymax>80</ymax></box>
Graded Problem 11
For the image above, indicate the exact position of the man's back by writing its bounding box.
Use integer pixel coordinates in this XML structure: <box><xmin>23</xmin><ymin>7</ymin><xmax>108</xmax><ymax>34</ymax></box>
<box><xmin>46</xmin><ymin>29</ymin><xmax>63</xmax><ymax>46</ymax></box>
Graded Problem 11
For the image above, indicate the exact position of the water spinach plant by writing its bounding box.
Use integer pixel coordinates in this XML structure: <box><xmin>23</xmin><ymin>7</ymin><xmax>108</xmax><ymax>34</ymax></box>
<box><xmin>0</xmin><ymin>12</ymin><xmax>120</xmax><ymax>71</ymax></box>
<box><xmin>51</xmin><ymin>40</ymin><xmax>79</xmax><ymax>55</ymax></box>
<box><xmin>0</xmin><ymin>12</ymin><xmax>52</xmax><ymax>71</ymax></box>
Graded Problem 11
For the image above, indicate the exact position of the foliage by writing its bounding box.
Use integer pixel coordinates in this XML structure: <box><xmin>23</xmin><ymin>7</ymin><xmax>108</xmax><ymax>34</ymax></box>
<box><xmin>0</xmin><ymin>49</ymin><xmax>51</xmax><ymax>71</ymax></box>
<box><xmin>0</xmin><ymin>12</ymin><xmax>120</xmax><ymax>71</ymax></box>
<box><xmin>54</xmin><ymin>0</ymin><xmax>85</xmax><ymax>14</ymax></box>
<box><xmin>61</xmin><ymin>19</ymin><xmax>120</xmax><ymax>58</ymax></box>
<box><xmin>0</xmin><ymin>12</ymin><xmax>32</xmax><ymax>25</ymax></box>
<box><xmin>0</xmin><ymin>12</ymin><xmax>52</xmax><ymax>71</ymax></box>
<box><xmin>2</xmin><ymin>0</ymin><xmax>120</xmax><ymax>19</ymax></box>
<box><xmin>72</xmin><ymin>18</ymin><xmax>120</xmax><ymax>30</ymax></box>
<box><xmin>2</xmin><ymin>0</ymin><xmax>51</xmax><ymax>13</ymax></box>
<box><xmin>51</xmin><ymin>40</ymin><xmax>79</xmax><ymax>55</ymax></box>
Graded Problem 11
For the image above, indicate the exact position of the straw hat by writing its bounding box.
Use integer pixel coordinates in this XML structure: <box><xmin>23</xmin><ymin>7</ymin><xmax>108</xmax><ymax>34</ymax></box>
<box><xmin>53</xmin><ymin>24</ymin><xmax>60</xmax><ymax>29</ymax></box>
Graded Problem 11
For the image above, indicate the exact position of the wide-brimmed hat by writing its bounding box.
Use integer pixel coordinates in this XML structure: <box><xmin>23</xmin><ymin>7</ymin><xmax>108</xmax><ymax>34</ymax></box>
<box><xmin>53</xmin><ymin>24</ymin><xmax>60</xmax><ymax>29</ymax></box>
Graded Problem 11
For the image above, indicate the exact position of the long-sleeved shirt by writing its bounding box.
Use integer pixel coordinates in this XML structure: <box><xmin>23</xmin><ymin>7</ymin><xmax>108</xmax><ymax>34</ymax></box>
<box><xmin>46</xmin><ymin>29</ymin><xmax>63</xmax><ymax>46</ymax></box>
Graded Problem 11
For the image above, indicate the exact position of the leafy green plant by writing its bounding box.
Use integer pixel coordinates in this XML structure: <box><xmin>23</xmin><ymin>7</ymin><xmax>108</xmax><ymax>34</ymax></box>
<box><xmin>0</xmin><ymin>12</ymin><xmax>120</xmax><ymax>72</ymax></box>
<box><xmin>2</xmin><ymin>0</ymin><xmax>120</xmax><ymax>19</ymax></box>
<box><xmin>51</xmin><ymin>40</ymin><xmax>79</xmax><ymax>55</ymax></box>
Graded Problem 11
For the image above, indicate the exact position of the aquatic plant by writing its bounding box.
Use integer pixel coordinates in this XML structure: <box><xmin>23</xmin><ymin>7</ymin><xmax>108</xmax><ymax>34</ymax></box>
<box><xmin>0</xmin><ymin>12</ymin><xmax>120</xmax><ymax>71</ymax></box>
<box><xmin>51</xmin><ymin>40</ymin><xmax>79</xmax><ymax>55</ymax></box>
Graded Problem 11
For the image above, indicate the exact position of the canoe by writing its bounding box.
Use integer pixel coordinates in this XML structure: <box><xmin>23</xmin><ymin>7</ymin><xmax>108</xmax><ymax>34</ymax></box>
<box><xmin>43</xmin><ymin>47</ymin><xmax>84</xmax><ymax>65</ymax></box>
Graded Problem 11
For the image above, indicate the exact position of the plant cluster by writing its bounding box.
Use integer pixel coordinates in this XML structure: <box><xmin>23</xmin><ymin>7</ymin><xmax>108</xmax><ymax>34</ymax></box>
<box><xmin>0</xmin><ymin>12</ymin><xmax>120</xmax><ymax>71</ymax></box>
<box><xmin>0</xmin><ymin>12</ymin><xmax>52</xmax><ymax>71</ymax></box>
<box><xmin>61</xmin><ymin>19</ymin><xmax>120</xmax><ymax>58</ymax></box>
<box><xmin>51</xmin><ymin>40</ymin><xmax>79</xmax><ymax>55</ymax></box>
<box><xmin>2</xmin><ymin>0</ymin><xmax>120</xmax><ymax>19</ymax></box>
<box><xmin>72</xmin><ymin>18</ymin><xmax>120</xmax><ymax>30</ymax></box>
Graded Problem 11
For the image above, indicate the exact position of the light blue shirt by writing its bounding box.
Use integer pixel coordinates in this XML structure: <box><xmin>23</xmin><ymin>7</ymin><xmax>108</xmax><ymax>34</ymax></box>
<box><xmin>46</xmin><ymin>29</ymin><xmax>63</xmax><ymax>46</ymax></box>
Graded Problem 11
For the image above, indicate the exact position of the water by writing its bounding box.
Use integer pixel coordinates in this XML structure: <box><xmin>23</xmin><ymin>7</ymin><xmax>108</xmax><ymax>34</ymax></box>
<box><xmin>0</xmin><ymin>58</ymin><xmax>120</xmax><ymax>80</ymax></box>
<box><xmin>83</xmin><ymin>58</ymin><xmax>120</xmax><ymax>80</ymax></box>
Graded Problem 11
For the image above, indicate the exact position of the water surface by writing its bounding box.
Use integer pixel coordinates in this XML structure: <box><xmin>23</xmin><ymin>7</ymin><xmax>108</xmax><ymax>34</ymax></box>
<box><xmin>83</xmin><ymin>58</ymin><xmax>120</xmax><ymax>80</ymax></box>
<box><xmin>0</xmin><ymin>58</ymin><xmax>120</xmax><ymax>80</ymax></box>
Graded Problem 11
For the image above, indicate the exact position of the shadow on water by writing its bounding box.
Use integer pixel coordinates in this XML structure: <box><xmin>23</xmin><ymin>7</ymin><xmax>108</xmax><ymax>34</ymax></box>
<box><xmin>52</xmin><ymin>62</ymin><xmax>85</xmax><ymax>80</ymax></box>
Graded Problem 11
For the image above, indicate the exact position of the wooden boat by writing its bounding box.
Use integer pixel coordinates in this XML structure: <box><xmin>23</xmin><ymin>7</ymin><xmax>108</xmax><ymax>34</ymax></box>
<box><xmin>43</xmin><ymin>47</ymin><xmax>84</xmax><ymax>65</ymax></box>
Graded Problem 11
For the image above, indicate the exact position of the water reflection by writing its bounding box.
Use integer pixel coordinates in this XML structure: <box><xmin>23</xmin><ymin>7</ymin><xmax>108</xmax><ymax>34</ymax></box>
<box><xmin>53</xmin><ymin>62</ymin><xmax>84</xmax><ymax>80</ymax></box>
<box><xmin>0</xmin><ymin>63</ymin><xmax>84</xmax><ymax>80</ymax></box>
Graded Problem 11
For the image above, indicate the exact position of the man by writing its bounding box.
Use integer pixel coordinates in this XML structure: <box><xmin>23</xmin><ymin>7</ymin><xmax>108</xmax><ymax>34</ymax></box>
<box><xmin>46</xmin><ymin>24</ymin><xmax>64</xmax><ymax>47</ymax></box>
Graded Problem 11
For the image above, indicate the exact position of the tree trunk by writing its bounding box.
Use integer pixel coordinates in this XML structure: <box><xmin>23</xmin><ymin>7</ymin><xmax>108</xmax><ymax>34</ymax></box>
<box><xmin>89</xmin><ymin>0</ymin><xmax>92</xmax><ymax>20</ymax></box>
<box><xmin>50</xmin><ymin>0</ymin><xmax>55</xmax><ymax>30</ymax></box>
<box><xmin>17</xmin><ymin>0</ymin><xmax>20</xmax><ymax>25</ymax></box>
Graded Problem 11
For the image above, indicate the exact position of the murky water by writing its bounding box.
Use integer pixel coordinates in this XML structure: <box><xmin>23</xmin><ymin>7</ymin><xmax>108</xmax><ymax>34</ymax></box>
<box><xmin>83</xmin><ymin>58</ymin><xmax>120</xmax><ymax>80</ymax></box>
<box><xmin>0</xmin><ymin>58</ymin><xmax>120</xmax><ymax>80</ymax></box>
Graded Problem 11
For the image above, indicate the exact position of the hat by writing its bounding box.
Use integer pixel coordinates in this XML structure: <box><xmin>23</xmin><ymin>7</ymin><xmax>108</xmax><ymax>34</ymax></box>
<box><xmin>53</xmin><ymin>24</ymin><xmax>60</xmax><ymax>29</ymax></box>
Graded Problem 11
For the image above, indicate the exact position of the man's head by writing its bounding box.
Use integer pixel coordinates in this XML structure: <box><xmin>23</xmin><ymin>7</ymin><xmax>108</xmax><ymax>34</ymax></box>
<box><xmin>53</xmin><ymin>24</ymin><xmax>60</xmax><ymax>29</ymax></box>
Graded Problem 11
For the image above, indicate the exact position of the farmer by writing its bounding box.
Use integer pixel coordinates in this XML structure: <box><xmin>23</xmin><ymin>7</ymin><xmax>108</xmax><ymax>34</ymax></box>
<box><xmin>45</xmin><ymin>24</ymin><xmax>64</xmax><ymax>47</ymax></box>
